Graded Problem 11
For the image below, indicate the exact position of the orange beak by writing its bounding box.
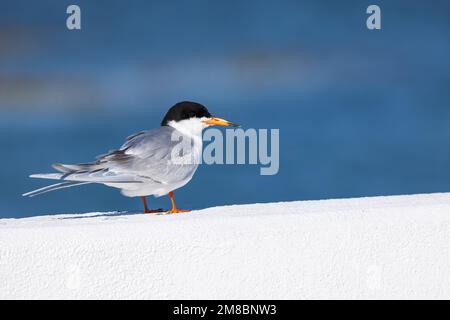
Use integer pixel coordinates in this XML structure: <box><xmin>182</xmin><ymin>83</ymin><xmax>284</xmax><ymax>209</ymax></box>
<box><xmin>203</xmin><ymin>117</ymin><xmax>240</xmax><ymax>127</ymax></box>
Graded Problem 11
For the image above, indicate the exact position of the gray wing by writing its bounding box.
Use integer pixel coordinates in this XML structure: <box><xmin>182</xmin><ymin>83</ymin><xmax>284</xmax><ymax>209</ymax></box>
<box><xmin>103</xmin><ymin>126</ymin><xmax>199</xmax><ymax>185</ymax></box>
<box><xmin>32</xmin><ymin>126</ymin><xmax>198</xmax><ymax>185</ymax></box>
<box><xmin>25</xmin><ymin>126</ymin><xmax>199</xmax><ymax>197</ymax></box>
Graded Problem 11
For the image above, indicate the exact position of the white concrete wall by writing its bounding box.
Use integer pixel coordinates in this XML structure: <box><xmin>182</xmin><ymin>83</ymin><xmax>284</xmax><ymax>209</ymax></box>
<box><xmin>1</xmin><ymin>193</ymin><xmax>449</xmax><ymax>299</ymax></box>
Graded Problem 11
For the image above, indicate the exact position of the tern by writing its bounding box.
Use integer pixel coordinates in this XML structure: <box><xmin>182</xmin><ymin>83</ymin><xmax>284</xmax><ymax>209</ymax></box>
<box><xmin>23</xmin><ymin>101</ymin><xmax>239</xmax><ymax>214</ymax></box>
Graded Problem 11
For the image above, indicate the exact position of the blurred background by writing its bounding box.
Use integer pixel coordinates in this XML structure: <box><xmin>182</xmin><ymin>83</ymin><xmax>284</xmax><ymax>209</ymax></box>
<box><xmin>1</xmin><ymin>0</ymin><xmax>449</xmax><ymax>218</ymax></box>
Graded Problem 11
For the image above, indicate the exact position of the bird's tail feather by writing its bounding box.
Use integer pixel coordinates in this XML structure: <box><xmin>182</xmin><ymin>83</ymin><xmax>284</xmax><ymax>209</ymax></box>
<box><xmin>25</xmin><ymin>160</ymin><xmax>144</xmax><ymax>197</ymax></box>
<box><xmin>22</xmin><ymin>181</ymin><xmax>92</xmax><ymax>197</ymax></box>
<box><xmin>52</xmin><ymin>162</ymin><xmax>101</xmax><ymax>173</ymax></box>
<box><xmin>30</xmin><ymin>173</ymin><xmax>65</xmax><ymax>180</ymax></box>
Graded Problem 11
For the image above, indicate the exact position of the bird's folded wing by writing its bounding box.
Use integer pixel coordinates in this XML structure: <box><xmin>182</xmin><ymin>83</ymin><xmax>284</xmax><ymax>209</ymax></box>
<box><xmin>29</xmin><ymin>126</ymin><xmax>197</xmax><ymax>186</ymax></box>
<box><xmin>103</xmin><ymin>126</ymin><xmax>198</xmax><ymax>185</ymax></box>
<box><xmin>30</xmin><ymin>170</ymin><xmax>145</xmax><ymax>183</ymax></box>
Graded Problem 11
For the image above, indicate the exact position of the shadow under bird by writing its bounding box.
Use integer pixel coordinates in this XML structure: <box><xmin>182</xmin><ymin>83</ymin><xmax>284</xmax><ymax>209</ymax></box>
<box><xmin>23</xmin><ymin>101</ymin><xmax>239</xmax><ymax>214</ymax></box>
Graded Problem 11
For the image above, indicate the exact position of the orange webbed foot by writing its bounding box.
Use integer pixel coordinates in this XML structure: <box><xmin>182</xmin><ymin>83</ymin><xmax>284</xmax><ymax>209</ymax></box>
<box><xmin>166</xmin><ymin>209</ymin><xmax>191</xmax><ymax>214</ymax></box>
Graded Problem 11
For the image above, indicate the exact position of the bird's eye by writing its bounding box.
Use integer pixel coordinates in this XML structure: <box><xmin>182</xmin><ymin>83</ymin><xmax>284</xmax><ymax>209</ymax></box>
<box><xmin>186</xmin><ymin>111</ymin><xmax>196</xmax><ymax>118</ymax></box>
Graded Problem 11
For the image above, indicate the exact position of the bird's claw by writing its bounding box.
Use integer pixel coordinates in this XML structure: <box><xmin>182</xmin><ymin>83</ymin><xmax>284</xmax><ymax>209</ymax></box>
<box><xmin>166</xmin><ymin>209</ymin><xmax>191</xmax><ymax>214</ymax></box>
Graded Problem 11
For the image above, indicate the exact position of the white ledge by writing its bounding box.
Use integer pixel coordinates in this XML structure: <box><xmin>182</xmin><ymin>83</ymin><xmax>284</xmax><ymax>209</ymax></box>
<box><xmin>1</xmin><ymin>192</ymin><xmax>450</xmax><ymax>299</ymax></box>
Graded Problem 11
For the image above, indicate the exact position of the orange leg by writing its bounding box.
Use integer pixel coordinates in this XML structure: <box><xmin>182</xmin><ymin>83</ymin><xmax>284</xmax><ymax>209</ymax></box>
<box><xmin>166</xmin><ymin>191</ymin><xmax>191</xmax><ymax>214</ymax></box>
<box><xmin>140</xmin><ymin>196</ymin><xmax>163</xmax><ymax>214</ymax></box>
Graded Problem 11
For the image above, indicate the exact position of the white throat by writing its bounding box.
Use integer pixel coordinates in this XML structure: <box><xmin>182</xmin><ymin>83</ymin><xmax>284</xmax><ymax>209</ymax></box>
<box><xmin>167</xmin><ymin>118</ymin><xmax>205</xmax><ymax>140</ymax></box>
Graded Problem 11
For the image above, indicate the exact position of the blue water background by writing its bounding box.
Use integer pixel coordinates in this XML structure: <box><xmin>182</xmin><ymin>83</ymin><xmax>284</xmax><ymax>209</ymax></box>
<box><xmin>0</xmin><ymin>0</ymin><xmax>449</xmax><ymax>217</ymax></box>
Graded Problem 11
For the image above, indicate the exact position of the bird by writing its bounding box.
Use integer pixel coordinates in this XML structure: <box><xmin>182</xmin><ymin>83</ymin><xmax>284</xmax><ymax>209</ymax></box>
<box><xmin>23</xmin><ymin>101</ymin><xmax>239</xmax><ymax>214</ymax></box>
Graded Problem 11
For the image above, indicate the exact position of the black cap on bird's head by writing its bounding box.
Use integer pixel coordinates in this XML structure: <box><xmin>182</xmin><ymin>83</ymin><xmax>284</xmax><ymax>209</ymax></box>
<box><xmin>161</xmin><ymin>101</ymin><xmax>239</xmax><ymax>128</ymax></box>
<box><xmin>161</xmin><ymin>101</ymin><xmax>211</xmax><ymax>126</ymax></box>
